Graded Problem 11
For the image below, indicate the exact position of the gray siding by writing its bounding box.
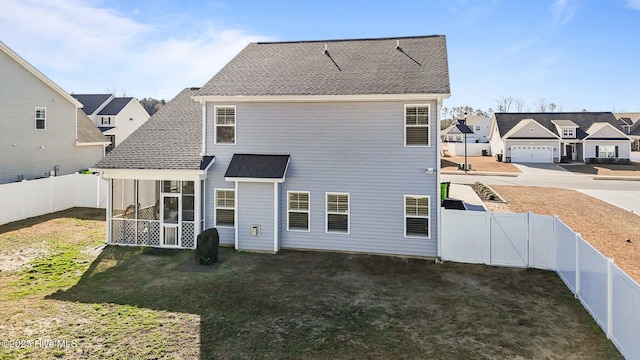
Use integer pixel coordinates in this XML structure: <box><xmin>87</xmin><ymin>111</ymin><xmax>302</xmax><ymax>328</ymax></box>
<box><xmin>204</xmin><ymin>101</ymin><xmax>439</xmax><ymax>257</ymax></box>
<box><xmin>0</xmin><ymin>49</ymin><xmax>103</xmax><ymax>184</ymax></box>
<box><xmin>237</xmin><ymin>182</ymin><xmax>274</xmax><ymax>252</ymax></box>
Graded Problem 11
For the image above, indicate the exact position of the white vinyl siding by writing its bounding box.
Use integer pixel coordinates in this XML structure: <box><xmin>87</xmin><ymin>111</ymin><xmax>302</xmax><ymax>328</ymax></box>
<box><xmin>288</xmin><ymin>191</ymin><xmax>309</xmax><ymax>231</ymax></box>
<box><xmin>326</xmin><ymin>193</ymin><xmax>349</xmax><ymax>234</ymax></box>
<box><xmin>215</xmin><ymin>189</ymin><xmax>235</xmax><ymax>227</ymax></box>
<box><xmin>35</xmin><ymin>107</ymin><xmax>46</xmax><ymax>130</ymax></box>
<box><xmin>214</xmin><ymin>106</ymin><xmax>235</xmax><ymax>144</ymax></box>
<box><xmin>405</xmin><ymin>104</ymin><xmax>429</xmax><ymax>146</ymax></box>
<box><xmin>405</xmin><ymin>195</ymin><xmax>430</xmax><ymax>238</ymax></box>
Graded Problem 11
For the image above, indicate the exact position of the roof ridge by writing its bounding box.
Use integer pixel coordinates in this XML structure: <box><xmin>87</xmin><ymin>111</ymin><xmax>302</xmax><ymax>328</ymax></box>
<box><xmin>255</xmin><ymin>34</ymin><xmax>444</xmax><ymax>45</ymax></box>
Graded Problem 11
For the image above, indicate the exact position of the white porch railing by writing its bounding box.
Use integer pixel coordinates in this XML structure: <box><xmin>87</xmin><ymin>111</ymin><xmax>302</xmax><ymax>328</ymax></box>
<box><xmin>110</xmin><ymin>218</ymin><xmax>195</xmax><ymax>249</ymax></box>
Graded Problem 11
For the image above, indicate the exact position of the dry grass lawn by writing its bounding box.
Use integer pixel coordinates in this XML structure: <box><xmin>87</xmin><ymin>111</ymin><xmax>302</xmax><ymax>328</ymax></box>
<box><xmin>441</xmin><ymin>152</ymin><xmax>520</xmax><ymax>173</ymax></box>
<box><xmin>487</xmin><ymin>186</ymin><xmax>640</xmax><ymax>283</ymax></box>
<box><xmin>560</xmin><ymin>162</ymin><xmax>640</xmax><ymax>177</ymax></box>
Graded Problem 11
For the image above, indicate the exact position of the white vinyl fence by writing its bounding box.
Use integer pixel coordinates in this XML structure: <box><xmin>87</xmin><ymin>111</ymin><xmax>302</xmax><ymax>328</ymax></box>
<box><xmin>447</xmin><ymin>142</ymin><xmax>491</xmax><ymax>157</ymax></box>
<box><xmin>441</xmin><ymin>209</ymin><xmax>640</xmax><ymax>359</ymax></box>
<box><xmin>0</xmin><ymin>173</ymin><xmax>107</xmax><ymax>225</ymax></box>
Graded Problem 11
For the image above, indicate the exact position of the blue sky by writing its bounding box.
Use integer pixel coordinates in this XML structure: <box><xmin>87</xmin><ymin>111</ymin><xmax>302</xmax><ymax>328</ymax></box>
<box><xmin>2</xmin><ymin>0</ymin><xmax>639</xmax><ymax>113</ymax></box>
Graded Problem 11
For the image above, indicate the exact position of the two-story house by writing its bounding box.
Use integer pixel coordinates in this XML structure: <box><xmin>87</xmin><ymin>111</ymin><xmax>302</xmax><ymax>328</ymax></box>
<box><xmin>442</xmin><ymin>115</ymin><xmax>491</xmax><ymax>143</ymax></box>
<box><xmin>71</xmin><ymin>94</ymin><xmax>149</xmax><ymax>152</ymax></box>
<box><xmin>614</xmin><ymin>113</ymin><xmax>640</xmax><ymax>152</ymax></box>
<box><xmin>490</xmin><ymin>112</ymin><xmax>632</xmax><ymax>163</ymax></box>
<box><xmin>91</xmin><ymin>35</ymin><xmax>451</xmax><ymax>258</ymax></box>
<box><xmin>0</xmin><ymin>41</ymin><xmax>108</xmax><ymax>185</ymax></box>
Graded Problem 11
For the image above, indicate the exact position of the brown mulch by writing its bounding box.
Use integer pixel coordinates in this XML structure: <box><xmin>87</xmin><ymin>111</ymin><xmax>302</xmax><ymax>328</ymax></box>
<box><xmin>441</xmin><ymin>152</ymin><xmax>521</xmax><ymax>173</ymax></box>
<box><xmin>560</xmin><ymin>163</ymin><xmax>640</xmax><ymax>177</ymax></box>
<box><xmin>488</xmin><ymin>186</ymin><xmax>640</xmax><ymax>283</ymax></box>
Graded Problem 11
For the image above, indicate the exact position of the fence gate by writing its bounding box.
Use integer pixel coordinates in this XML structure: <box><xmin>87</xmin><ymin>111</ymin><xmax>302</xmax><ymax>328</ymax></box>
<box><xmin>490</xmin><ymin>212</ymin><xmax>528</xmax><ymax>267</ymax></box>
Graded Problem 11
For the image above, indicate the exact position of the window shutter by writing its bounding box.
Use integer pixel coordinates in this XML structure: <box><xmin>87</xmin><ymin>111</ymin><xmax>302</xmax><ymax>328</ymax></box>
<box><xmin>615</xmin><ymin>146</ymin><xmax>618</xmax><ymax>158</ymax></box>
<box><xmin>595</xmin><ymin>146</ymin><xmax>599</xmax><ymax>158</ymax></box>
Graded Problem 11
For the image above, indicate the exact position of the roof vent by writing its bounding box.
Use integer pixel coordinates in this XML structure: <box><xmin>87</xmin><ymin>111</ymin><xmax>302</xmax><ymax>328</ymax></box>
<box><xmin>323</xmin><ymin>44</ymin><xmax>328</xmax><ymax>55</ymax></box>
<box><xmin>396</xmin><ymin>40</ymin><xmax>400</xmax><ymax>49</ymax></box>
<box><xmin>190</xmin><ymin>87</ymin><xmax>201</xmax><ymax>91</ymax></box>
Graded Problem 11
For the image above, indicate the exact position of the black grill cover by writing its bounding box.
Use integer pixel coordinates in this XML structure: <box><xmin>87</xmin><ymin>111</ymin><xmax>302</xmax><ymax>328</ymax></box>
<box><xmin>196</xmin><ymin>228</ymin><xmax>219</xmax><ymax>265</ymax></box>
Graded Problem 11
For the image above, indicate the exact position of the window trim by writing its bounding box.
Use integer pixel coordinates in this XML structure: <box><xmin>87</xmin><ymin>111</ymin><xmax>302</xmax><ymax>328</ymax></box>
<box><xmin>404</xmin><ymin>104</ymin><xmax>430</xmax><ymax>147</ymax></box>
<box><xmin>213</xmin><ymin>105</ymin><xmax>236</xmax><ymax>145</ymax></box>
<box><xmin>287</xmin><ymin>191</ymin><xmax>310</xmax><ymax>232</ymax></box>
<box><xmin>214</xmin><ymin>188</ymin><xmax>235</xmax><ymax>228</ymax></box>
<box><xmin>35</xmin><ymin>107</ymin><xmax>46</xmax><ymax>130</ymax></box>
<box><xmin>325</xmin><ymin>192</ymin><xmax>350</xmax><ymax>234</ymax></box>
<box><xmin>404</xmin><ymin>195</ymin><xmax>431</xmax><ymax>239</ymax></box>
<box><xmin>562</xmin><ymin>128</ymin><xmax>575</xmax><ymax>138</ymax></box>
<box><xmin>597</xmin><ymin>145</ymin><xmax>617</xmax><ymax>158</ymax></box>
<box><xmin>101</xmin><ymin>116</ymin><xmax>113</xmax><ymax>126</ymax></box>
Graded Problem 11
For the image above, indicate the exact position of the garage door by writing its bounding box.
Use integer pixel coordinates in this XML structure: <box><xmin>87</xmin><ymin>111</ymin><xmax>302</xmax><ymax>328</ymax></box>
<box><xmin>511</xmin><ymin>146</ymin><xmax>553</xmax><ymax>163</ymax></box>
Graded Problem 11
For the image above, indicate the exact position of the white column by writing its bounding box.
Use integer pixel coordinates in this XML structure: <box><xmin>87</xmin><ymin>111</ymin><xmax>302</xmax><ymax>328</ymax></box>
<box><xmin>273</xmin><ymin>182</ymin><xmax>279</xmax><ymax>253</ymax></box>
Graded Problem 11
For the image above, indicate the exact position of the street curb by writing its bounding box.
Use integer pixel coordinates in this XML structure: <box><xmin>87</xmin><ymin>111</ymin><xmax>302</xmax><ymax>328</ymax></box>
<box><xmin>441</xmin><ymin>170</ymin><xmax>519</xmax><ymax>177</ymax></box>
<box><xmin>592</xmin><ymin>176</ymin><xmax>640</xmax><ymax>181</ymax></box>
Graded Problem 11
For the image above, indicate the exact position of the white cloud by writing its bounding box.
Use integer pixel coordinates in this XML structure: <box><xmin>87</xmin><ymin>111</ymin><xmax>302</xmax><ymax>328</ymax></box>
<box><xmin>627</xmin><ymin>0</ymin><xmax>640</xmax><ymax>9</ymax></box>
<box><xmin>551</xmin><ymin>0</ymin><xmax>578</xmax><ymax>25</ymax></box>
<box><xmin>0</xmin><ymin>0</ymin><xmax>270</xmax><ymax>99</ymax></box>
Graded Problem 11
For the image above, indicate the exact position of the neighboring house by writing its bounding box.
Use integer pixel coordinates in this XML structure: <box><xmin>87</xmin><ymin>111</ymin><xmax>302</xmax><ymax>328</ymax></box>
<box><xmin>442</xmin><ymin>115</ymin><xmax>491</xmax><ymax>143</ymax></box>
<box><xmin>442</xmin><ymin>119</ymin><xmax>477</xmax><ymax>143</ymax></box>
<box><xmin>490</xmin><ymin>112</ymin><xmax>632</xmax><ymax>163</ymax></box>
<box><xmin>71</xmin><ymin>94</ymin><xmax>150</xmax><ymax>152</ymax></box>
<box><xmin>614</xmin><ymin>113</ymin><xmax>640</xmax><ymax>151</ymax></box>
<box><xmin>91</xmin><ymin>35</ymin><xmax>451</xmax><ymax>257</ymax></box>
<box><xmin>0</xmin><ymin>41</ymin><xmax>108</xmax><ymax>185</ymax></box>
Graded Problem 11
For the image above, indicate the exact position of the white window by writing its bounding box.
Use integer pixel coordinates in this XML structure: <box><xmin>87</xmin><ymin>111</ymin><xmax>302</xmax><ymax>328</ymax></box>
<box><xmin>597</xmin><ymin>145</ymin><xmax>616</xmax><ymax>158</ymax></box>
<box><xmin>288</xmin><ymin>191</ymin><xmax>309</xmax><ymax>231</ymax></box>
<box><xmin>35</xmin><ymin>107</ymin><xmax>46</xmax><ymax>130</ymax></box>
<box><xmin>405</xmin><ymin>105</ymin><xmax>429</xmax><ymax>146</ymax></box>
<box><xmin>101</xmin><ymin>117</ymin><xmax>112</xmax><ymax>126</ymax></box>
<box><xmin>405</xmin><ymin>195</ymin><xmax>430</xmax><ymax>238</ymax></box>
<box><xmin>562</xmin><ymin>128</ymin><xmax>574</xmax><ymax>138</ymax></box>
<box><xmin>326</xmin><ymin>193</ymin><xmax>349</xmax><ymax>234</ymax></box>
<box><xmin>215</xmin><ymin>189</ymin><xmax>235</xmax><ymax>227</ymax></box>
<box><xmin>475</xmin><ymin>125</ymin><xmax>481</xmax><ymax>131</ymax></box>
<box><xmin>214</xmin><ymin>106</ymin><xmax>236</xmax><ymax>144</ymax></box>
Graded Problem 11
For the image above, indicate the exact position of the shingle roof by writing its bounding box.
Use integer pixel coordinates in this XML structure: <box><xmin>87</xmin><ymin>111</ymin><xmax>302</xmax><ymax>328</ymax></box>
<box><xmin>98</xmin><ymin>97</ymin><xmax>133</xmax><ymax>115</ymax></box>
<box><xmin>92</xmin><ymin>88</ymin><xmax>205</xmax><ymax>170</ymax></box>
<box><xmin>225</xmin><ymin>154</ymin><xmax>291</xmax><ymax>179</ymax></box>
<box><xmin>76</xmin><ymin>109</ymin><xmax>108</xmax><ymax>144</ymax></box>
<box><xmin>197</xmin><ymin>35</ymin><xmax>450</xmax><ymax>96</ymax></box>
<box><xmin>72</xmin><ymin>94</ymin><xmax>112</xmax><ymax>115</ymax></box>
<box><xmin>495</xmin><ymin>112</ymin><xmax>625</xmax><ymax>140</ymax></box>
<box><xmin>618</xmin><ymin>117</ymin><xmax>633</xmax><ymax>126</ymax></box>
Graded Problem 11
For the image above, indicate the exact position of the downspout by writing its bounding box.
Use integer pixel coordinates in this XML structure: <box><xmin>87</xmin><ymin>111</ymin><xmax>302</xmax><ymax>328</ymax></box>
<box><xmin>436</xmin><ymin>96</ymin><xmax>443</xmax><ymax>259</ymax></box>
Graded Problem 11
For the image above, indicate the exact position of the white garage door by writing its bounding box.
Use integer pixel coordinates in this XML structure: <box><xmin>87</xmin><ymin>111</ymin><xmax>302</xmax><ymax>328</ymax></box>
<box><xmin>511</xmin><ymin>146</ymin><xmax>553</xmax><ymax>163</ymax></box>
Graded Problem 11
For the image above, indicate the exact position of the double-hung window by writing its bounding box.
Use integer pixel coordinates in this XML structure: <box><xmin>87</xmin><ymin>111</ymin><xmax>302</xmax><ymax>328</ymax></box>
<box><xmin>326</xmin><ymin>193</ymin><xmax>349</xmax><ymax>233</ymax></box>
<box><xmin>215</xmin><ymin>106</ymin><xmax>236</xmax><ymax>144</ymax></box>
<box><xmin>288</xmin><ymin>192</ymin><xmax>310</xmax><ymax>231</ymax></box>
<box><xmin>597</xmin><ymin>145</ymin><xmax>617</xmax><ymax>158</ymax></box>
<box><xmin>405</xmin><ymin>195</ymin><xmax>430</xmax><ymax>238</ymax></box>
<box><xmin>562</xmin><ymin>128</ymin><xmax>574</xmax><ymax>138</ymax></box>
<box><xmin>405</xmin><ymin>105</ymin><xmax>429</xmax><ymax>146</ymax></box>
<box><xmin>35</xmin><ymin>107</ymin><xmax>46</xmax><ymax>130</ymax></box>
<box><xmin>215</xmin><ymin>189</ymin><xmax>235</xmax><ymax>227</ymax></box>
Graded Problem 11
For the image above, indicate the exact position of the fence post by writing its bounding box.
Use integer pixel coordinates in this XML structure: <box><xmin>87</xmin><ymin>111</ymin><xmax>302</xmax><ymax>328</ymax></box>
<box><xmin>486</xmin><ymin>210</ymin><xmax>492</xmax><ymax>265</ymax></box>
<box><xmin>607</xmin><ymin>257</ymin><xmax>614</xmax><ymax>339</ymax></box>
<box><xmin>553</xmin><ymin>215</ymin><xmax>558</xmax><ymax>271</ymax></box>
<box><xmin>526</xmin><ymin>211</ymin><xmax>532</xmax><ymax>268</ymax></box>
<box><xmin>575</xmin><ymin>232</ymin><xmax>581</xmax><ymax>299</ymax></box>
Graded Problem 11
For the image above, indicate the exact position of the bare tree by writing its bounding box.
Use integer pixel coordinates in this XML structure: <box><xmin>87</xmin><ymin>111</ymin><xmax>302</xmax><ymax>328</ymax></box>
<box><xmin>549</xmin><ymin>103</ymin><xmax>557</xmax><ymax>112</ymax></box>
<box><xmin>514</xmin><ymin>98</ymin><xmax>526</xmax><ymax>112</ymax></box>
<box><xmin>534</xmin><ymin>98</ymin><xmax>547</xmax><ymax>112</ymax></box>
<box><xmin>496</xmin><ymin>96</ymin><xmax>514</xmax><ymax>112</ymax></box>
<box><xmin>441</xmin><ymin>106</ymin><xmax>449</xmax><ymax>120</ymax></box>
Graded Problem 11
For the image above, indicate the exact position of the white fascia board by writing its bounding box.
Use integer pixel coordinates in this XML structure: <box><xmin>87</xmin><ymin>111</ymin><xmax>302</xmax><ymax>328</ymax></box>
<box><xmin>224</xmin><ymin>177</ymin><xmax>285</xmax><ymax>183</ymax></box>
<box><xmin>91</xmin><ymin>168</ymin><xmax>207</xmax><ymax>181</ymax></box>
<box><xmin>76</xmin><ymin>141</ymin><xmax>110</xmax><ymax>147</ymax></box>
<box><xmin>0</xmin><ymin>41</ymin><xmax>83</xmax><ymax>108</ymax></box>
<box><xmin>192</xmin><ymin>93</ymin><xmax>451</xmax><ymax>104</ymax></box>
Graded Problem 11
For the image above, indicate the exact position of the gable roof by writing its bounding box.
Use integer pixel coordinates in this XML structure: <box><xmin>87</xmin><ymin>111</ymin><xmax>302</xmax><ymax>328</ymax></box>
<box><xmin>92</xmin><ymin>88</ymin><xmax>205</xmax><ymax>170</ymax></box>
<box><xmin>71</xmin><ymin>94</ymin><xmax>112</xmax><ymax>115</ymax></box>
<box><xmin>495</xmin><ymin>112</ymin><xmax>625</xmax><ymax>140</ymax></box>
<box><xmin>76</xmin><ymin>109</ymin><xmax>109</xmax><ymax>144</ymax></box>
<box><xmin>196</xmin><ymin>35</ymin><xmax>450</xmax><ymax>97</ymax></box>
<box><xmin>0</xmin><ymin>41</ymin><xmax>82</xmax><ymax>108</ymax></box>
<box><xmin>98</xmin><ymin>97</ymin><xmax>133</xmax><ymax>115</ymax></box>
<box><xmin>618</xmin><ymin>117</ymin><xmax>633</xmax><ymax>126</ymax></box>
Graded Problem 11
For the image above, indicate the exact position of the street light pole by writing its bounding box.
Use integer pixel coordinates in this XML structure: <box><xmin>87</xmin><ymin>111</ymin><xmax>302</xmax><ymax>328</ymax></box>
<box><xmin>464</xmin><ymin>112</ymin><xmax>468</xmax><ymax>174</ymax></box>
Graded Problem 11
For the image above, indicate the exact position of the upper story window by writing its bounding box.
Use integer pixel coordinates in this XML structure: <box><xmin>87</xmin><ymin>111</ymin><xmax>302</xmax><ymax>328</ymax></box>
<box><xmin>215</xmin><ymin>106</ymin><xmax>236</xmax><ymax>144</ymax></box>
<box><xmin>405</xmin><ymin>105</ymin><xmax>429</xmax><ymax>146</ymax></box>
<box><xmin>562</xmin><ymin>128</ymin><xmax>575</xmax><ymax>138</ymax></box>
<box><xmin>35</xmin><ymin>107</ymin><xmax>46</xmax><ymax>130</ymax></box>
<box><xmin>475</xmin><ymin>125</ymin><xmax>481</xmax><ymax>131</ymax></box>
<box><xmin>101</xmin><ymin>116</ymin><xmax>112</xmax><ymax>126</ymax></box>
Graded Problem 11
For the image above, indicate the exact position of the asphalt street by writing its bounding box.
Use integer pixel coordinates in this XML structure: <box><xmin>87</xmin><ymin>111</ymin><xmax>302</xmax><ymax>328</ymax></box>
<box><xmin>442</xmin><ymin>163</ymin><xmax>640</xmax><ymax>214</ymax></box>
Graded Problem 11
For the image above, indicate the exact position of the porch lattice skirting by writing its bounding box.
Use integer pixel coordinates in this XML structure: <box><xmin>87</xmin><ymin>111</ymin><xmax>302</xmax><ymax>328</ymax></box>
<box><xmin>110</xmin><ymin>219</ymin><xmax>196</xmax><ymax>248</ymax></box>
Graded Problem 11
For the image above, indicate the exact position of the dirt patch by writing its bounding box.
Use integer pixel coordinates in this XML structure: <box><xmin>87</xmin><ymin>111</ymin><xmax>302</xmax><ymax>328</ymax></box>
<box><xmin>441</xmin><ymin>151</ymin><xmax>521</xmax><ymax>173</ymax></box>
<box><xmin>0</xmin><ymin>246</ymin><xmax>50</xmax><ymax>272</ymax></box>
<box><xmin>560</xmin><ymin>162</ymin><xmax>640</xmax><ymax>176</ymax></box>
<box><xmin>489</xmin><ymin>186</ymin><xmax>640</xmax><ymax>283</ymax></box>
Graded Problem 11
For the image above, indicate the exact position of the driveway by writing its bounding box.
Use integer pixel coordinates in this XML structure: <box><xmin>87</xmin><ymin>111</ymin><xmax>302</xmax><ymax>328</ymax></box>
<box><xmin>513</xmin><ymin>163</ymin><xmax>570</xmax><ymax>175</ymax></box>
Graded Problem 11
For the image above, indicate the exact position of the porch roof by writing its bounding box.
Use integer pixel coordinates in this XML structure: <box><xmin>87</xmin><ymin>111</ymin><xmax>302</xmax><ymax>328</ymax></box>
<box><xmin>225</xmin><ymin>154</ymin><xmax>291</xmax><ymax>182</ymax></box>
<box><xmin>92</xmin><ymin>87</ymin><xmax>205</xmax><ymax>171</ymax></box>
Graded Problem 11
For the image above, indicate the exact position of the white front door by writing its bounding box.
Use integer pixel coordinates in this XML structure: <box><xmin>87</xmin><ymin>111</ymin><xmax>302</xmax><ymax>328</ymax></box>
<box><xmin>161</xmin><ymin>194</ymin><xmax>181</xmax><ymax>247</ymax></box>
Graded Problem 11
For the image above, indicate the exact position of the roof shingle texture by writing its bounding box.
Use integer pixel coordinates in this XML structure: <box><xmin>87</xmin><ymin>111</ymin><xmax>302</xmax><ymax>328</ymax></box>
<box><xmin>76</xmin><ymin>109</ymin><xmax>108</xmax><ymax>144</ymax></box>
<box><xmin>225</xmin><ymin>154</ymin><xmax>290</xmax><ymax>179</ymax></box>
<box><xmin>495</xmin><ymin>112</ymin><xmax>626</xmax><ymax>140</ymax></box>
<box><xmin>98</xmin><ymin>97</ymin><xmax>133</xmax><ymax>115</ymax></box>
<box><xmin>197</xmin><ymin>35</ymin><xmax>450</xmax><ymax>96</ymax></box>
<box><xmin>93</xmin><ymin>88</ymin><xmax>203</xmax><ymax>170</ymax></box>
<box><xmin>72</xmin><ymin>94</ymin><xmax>112</xmax><ymax>115</ymax></box>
